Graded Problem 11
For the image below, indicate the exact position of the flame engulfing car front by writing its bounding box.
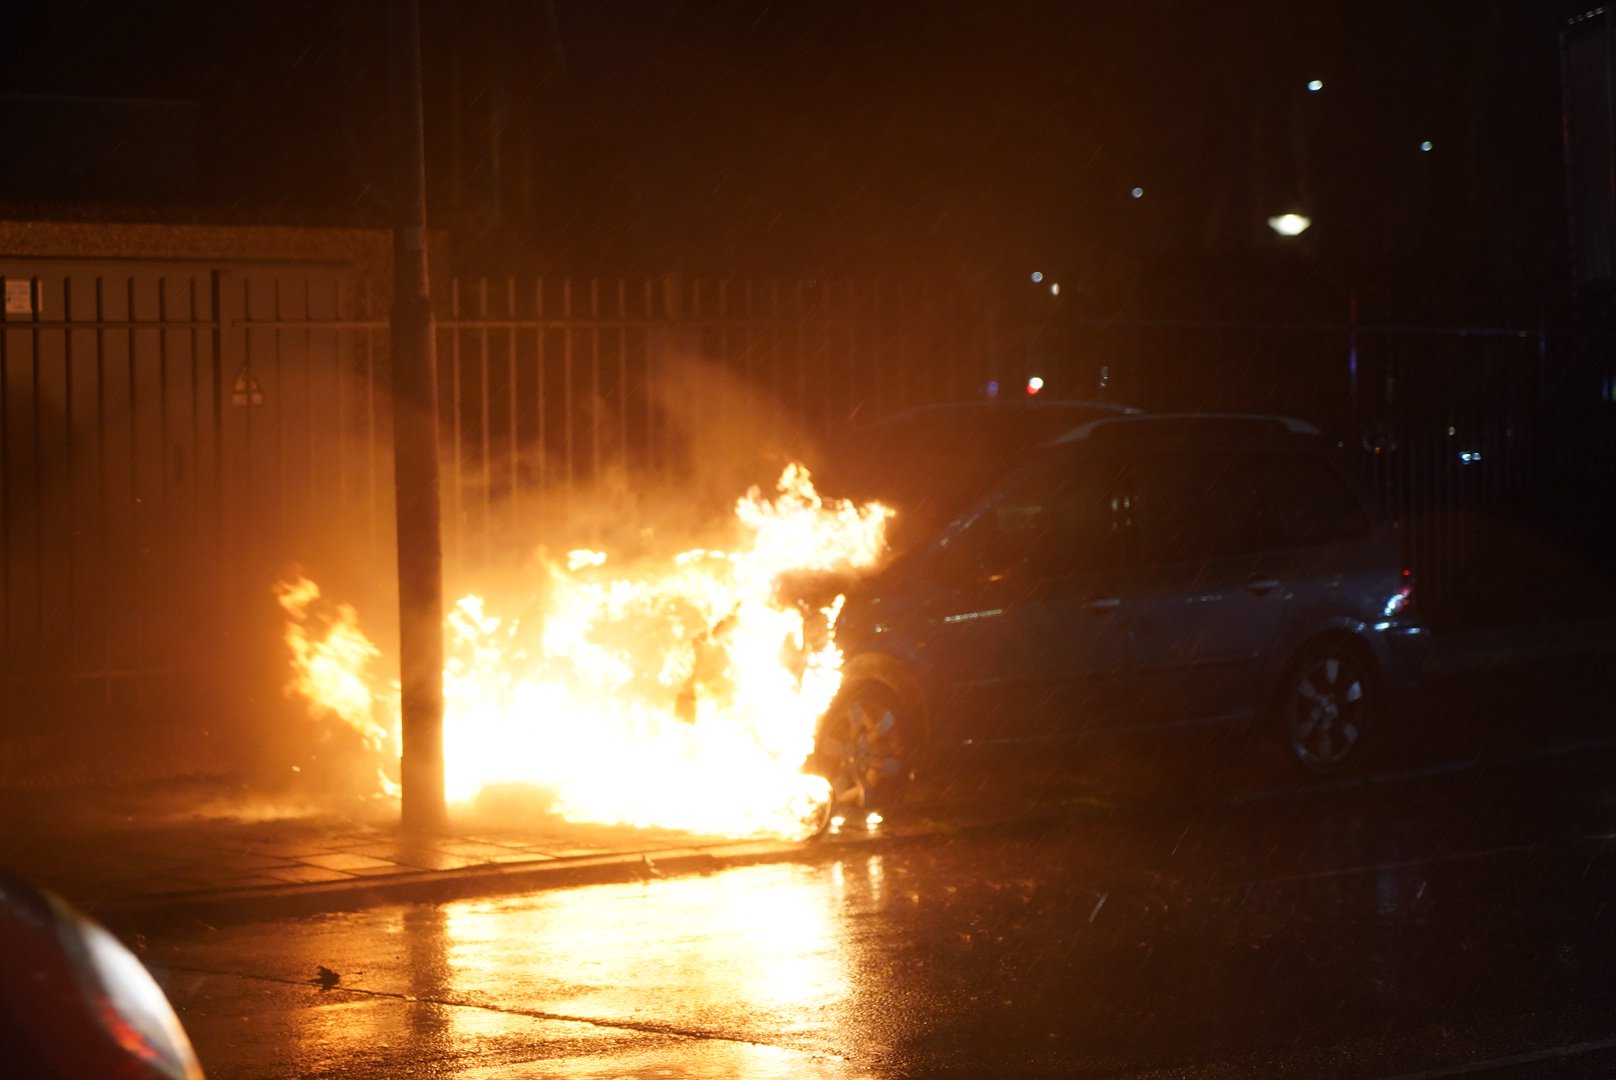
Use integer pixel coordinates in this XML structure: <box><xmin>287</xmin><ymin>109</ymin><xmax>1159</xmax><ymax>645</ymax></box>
<box><xmin>279</xmin><ymin>464</ymin><xmax>892</xmax><ymax>842</ymax></box>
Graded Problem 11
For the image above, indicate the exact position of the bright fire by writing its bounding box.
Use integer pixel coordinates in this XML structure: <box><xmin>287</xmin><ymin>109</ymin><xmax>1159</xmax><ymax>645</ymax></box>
<box><xmin>276</xmin><ymin>464</ymin><xmax>891</xmax><ymax>839</ymax></box>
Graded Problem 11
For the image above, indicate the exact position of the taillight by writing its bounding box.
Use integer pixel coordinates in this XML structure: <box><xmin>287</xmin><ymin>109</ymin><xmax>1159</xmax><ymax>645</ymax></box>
<box><xmin>1383</xmin><ymin>568</ymin><xmax>1415</xmax><ymax>620</ymax></box>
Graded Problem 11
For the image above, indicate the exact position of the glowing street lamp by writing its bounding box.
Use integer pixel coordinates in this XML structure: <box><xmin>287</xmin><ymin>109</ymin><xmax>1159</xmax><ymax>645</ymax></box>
<box><xmin>1267</xmin><ymin>212</ymin><xmax>1312</xmax><ymax>237</ymax></box>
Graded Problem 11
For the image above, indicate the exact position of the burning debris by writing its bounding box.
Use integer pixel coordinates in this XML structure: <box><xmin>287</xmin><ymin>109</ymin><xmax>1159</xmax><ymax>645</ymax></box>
<box><xmin>277</xmin><ymin>465</ymin><xmax>891</xmax><ymax>840</ymax></box>
<box><xmin>275</xmin><ymin>576</ymin><xmax>403</xmax><ymax>799</ymax></box>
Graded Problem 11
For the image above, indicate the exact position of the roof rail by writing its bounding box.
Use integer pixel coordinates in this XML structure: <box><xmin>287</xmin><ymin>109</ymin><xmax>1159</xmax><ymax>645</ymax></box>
<box><xmin>873</xmin><ymin>399</ymin><xmax>1142</xmax><ymax>422</ymax></box>
<box><xmin>1051</xmin><ymin>412</ymin><xmax>1320</xmax><ymax>445</ymax></box>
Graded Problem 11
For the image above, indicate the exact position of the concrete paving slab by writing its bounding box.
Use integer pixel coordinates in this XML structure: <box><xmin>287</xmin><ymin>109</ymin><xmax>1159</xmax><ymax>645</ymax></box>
<box><xmin>376</xmin><ymin>849</ymin><xmax>497</xmax><ymax>872</ymax></box>
<box><xmin>194</xmin><ymin>874</ymin><xmax>291</xmax><ymax>891</ymax></box>
<box><xmin>298</xmin><ymin>852</ymin><xmax>402</xmax><ymax>872</ymax></box>
<box><xmin>202</xmin><ymin>853</ymin><xmax>304</xmax><ymax>871</ymax></box>
<box><xmin>346</xmin><ymin>863</ymin><xmax>428</xmax><ymax>877</ymax></box>
<box><xmin>262</xmin><ymin>865</ymin><xmax>359</xmax><ymax>885</ymax></box>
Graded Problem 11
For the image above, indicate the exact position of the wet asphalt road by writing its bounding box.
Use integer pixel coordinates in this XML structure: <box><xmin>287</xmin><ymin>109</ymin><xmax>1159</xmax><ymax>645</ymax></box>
<box><xmin>146</xmin><ymin>655</ymin><xmax>1616</xmax><ymax>1078</ymax></box>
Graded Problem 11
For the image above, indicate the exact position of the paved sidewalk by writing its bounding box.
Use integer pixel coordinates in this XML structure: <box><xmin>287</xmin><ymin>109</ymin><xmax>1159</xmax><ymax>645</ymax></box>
<box><xmin>2</xmin><ymin>616</ymin><xmax>1614</xmax><ymax>935</ymax></box>
<box><xmin>0</xmin><ymin>780</ymin><xmax>881</xmax><ymax>933</ymax></box>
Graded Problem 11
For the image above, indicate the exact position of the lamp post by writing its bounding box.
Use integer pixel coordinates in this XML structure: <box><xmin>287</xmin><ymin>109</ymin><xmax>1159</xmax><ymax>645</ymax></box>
<box><xmin>388</xmin><ymin>0</ymin><xmax>447</xmax><ymax>832</ymax></box>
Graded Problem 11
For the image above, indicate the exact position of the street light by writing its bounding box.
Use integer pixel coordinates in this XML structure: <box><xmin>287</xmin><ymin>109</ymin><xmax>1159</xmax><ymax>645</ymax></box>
<box><xmin>1267</xmin><ymin>212</ymin><xmax>1312</xmax><ymax>237</ymax></box>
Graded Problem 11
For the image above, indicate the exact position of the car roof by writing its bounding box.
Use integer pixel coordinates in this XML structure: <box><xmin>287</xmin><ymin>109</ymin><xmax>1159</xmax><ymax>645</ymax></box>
<box><xmin>833</xmin><ymin>401</ymin><xmax>1143</xmax><ymax>479</ymax></box>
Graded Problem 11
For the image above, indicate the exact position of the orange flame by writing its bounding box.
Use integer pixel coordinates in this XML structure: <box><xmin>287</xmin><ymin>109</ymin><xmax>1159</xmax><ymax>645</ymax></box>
<box><xmin>274</xmin><ymin>576</ymin><xmax>399</xmax><ymax>758</ymax></box>
<box><xmin>278</xmin><ymin>465</ymin><xmax>891</xmax><ymax>839</ymax></box>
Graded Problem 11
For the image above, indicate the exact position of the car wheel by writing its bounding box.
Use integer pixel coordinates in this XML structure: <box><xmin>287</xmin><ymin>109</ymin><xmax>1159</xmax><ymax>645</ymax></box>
<box><xmin>815</xmin><ymin>679</ymin><xmax>916</xmax><ymax>814</ymax></box>
<box><xmin>1276</xmin><ymin>640</ymin><xmax>1376</xmax><ymax>772</ymax></box>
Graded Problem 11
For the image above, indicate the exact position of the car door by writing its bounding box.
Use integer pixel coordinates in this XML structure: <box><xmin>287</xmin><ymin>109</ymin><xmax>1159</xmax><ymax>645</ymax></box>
<box><xmin>1117</xmin><ymin>449</ymin><xmax>1290</xmax><ymax>729</ymax></box>
<box><xmin>918</xmin><ymin>451</ymin><xmax>1136</xmax><ymax>745</ymax></box>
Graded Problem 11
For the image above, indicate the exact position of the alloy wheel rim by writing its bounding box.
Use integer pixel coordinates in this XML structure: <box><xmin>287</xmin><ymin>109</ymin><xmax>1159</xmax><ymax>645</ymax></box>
<box><xmin>1290</xmin><ymin>655</ymin><xmax>1364</xmax><ymax>766</ymax></box>
<box><xmin>827</xmin><ymin>694</ymin><xmax>906</xmax><ymax>809</ymax></box>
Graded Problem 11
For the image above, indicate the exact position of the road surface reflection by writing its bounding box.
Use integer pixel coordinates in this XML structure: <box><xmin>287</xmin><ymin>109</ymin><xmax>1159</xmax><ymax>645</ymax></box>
<box><xmin>271</xmin><ymin>857</ymin><xmax>893</xmax><ymax>1077</ymax></box>
<box><xmin>432</xmin><ymin>861</ymin><xmax>857</xmax><ymax>1028</ymax></box>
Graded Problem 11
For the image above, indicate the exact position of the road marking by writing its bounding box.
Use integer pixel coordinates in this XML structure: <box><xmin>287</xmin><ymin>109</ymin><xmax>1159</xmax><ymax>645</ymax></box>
<box><xmin>1374</xmin><ymin>1034</ymin><xmax>1616</xmax><ymax>1078</ymax></box>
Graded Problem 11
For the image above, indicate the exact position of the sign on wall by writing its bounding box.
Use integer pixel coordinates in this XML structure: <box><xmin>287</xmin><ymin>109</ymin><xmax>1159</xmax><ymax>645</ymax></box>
<box><xmin>4</xmin><ymin>279</ymin><xmax>36</xmax><ymax>316</ymax></box>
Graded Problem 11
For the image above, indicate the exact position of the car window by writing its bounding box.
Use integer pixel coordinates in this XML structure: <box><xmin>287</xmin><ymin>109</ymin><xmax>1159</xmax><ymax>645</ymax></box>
<box><xmin>942</xmin><ymin>453</ymin><xmax>1128</xmax><ymax>579</ymax></box>
<box><xmin>826</xmin><ymin>407</ymin><xmax>1123</xmax><ymax>552</ymax></box>
<box><xmin>1256</xmin><ymin>451</ymin><xmax>1370</xmax><ymax>548</ymax></box>
<box><xmin>1131</xmin><ymin>451</ymin><xmax>1263</xmax><ymax>564</ymax></box>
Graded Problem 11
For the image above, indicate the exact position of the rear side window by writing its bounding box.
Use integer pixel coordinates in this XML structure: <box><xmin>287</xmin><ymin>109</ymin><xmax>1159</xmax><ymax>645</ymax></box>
<box><xmin>1130</xmin><ymin>451</ymin><xmax>1263</xmax><ymax>564</ymax></box>
<box><xmin>1256</xmin><ymin>452</ymin><xmax>1370</xmax><ymax>548</ymax></box>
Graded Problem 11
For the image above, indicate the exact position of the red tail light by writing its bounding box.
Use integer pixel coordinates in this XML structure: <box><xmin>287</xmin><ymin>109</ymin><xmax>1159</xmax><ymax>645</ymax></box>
<box><xmin>1384</xmin><ymin>567</ymin><xmax>1415</xmax><ymax>619</ymax></box>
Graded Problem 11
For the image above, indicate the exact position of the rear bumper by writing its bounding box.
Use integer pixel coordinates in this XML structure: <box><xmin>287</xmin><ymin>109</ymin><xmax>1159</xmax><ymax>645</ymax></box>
<box><xmin>1376</xmin><ymin>623</ymin><xmax>1428</xmax><ymax>691</ymax></box>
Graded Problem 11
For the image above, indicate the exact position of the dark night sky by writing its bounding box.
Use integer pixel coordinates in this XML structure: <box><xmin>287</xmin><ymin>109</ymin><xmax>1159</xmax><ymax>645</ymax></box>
<box><xmin>531</xmin><ymin>1</ymin><xmax>1566</xmax><ymax>287</ymax></box>
<box><xmin>0</xmin><ymin>1</ymin><xmax>1574</xmax><ymax>303</ymax></box>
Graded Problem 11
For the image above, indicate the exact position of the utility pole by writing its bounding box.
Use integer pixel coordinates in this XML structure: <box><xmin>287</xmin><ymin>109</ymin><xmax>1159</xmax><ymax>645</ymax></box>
<box><xmin>388</xmin><ymin>0</ymin><xmax>447</xmax><ymax>831</ymax></box>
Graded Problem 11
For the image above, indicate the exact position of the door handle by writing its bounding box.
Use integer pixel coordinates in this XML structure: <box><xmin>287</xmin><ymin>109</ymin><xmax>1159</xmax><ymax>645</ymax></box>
<box><xmin>1246</xmin><ymin>575</ymin><xmax>1280</xmax><ymax>595</ymax></box>
<box><xmin>1082</xmin><ymin>596</ymin><xmax>1121</xmax><ymax>612</ymax></box>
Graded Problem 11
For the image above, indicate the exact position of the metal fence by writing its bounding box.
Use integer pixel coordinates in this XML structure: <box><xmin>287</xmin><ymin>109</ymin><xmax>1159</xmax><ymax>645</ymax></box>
<box><xmin>0</xmin><ymin>269</ymin><xmax>985</xmax><ymax>701</ymax></box>
<box><xmin>1</xmin><ymin>266</ymin><xmax>1608</xmax><ymax>710</ymax></box>
<box><xmin>0</xmin><ymin>267</ymin><xmax>385</xmax><ymax>718</ymax></box>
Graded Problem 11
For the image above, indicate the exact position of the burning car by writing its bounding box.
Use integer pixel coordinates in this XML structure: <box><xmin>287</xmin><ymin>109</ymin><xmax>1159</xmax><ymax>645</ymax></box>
<box><xmin>277</xmin><ymin>408</ymin><xmax>1417</xmax><ymax>841</ymax></box>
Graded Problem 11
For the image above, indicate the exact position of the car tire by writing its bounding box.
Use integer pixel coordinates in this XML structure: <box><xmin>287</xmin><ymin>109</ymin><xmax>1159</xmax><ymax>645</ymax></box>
<box><xmin>1275</xmin><ymin>638</ymin><xmax>1377</xmax><ymax>773</ymax></box>
<box><xmin>814</xmin><ymin>678</ymin><xmax>918</xmax><ymax>814</ymax></box>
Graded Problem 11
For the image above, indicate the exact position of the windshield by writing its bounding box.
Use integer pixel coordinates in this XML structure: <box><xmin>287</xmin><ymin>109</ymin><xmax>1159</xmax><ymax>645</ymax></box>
<box><xmin>821</xmin><ymin>404</ymin><xmax>1129</xmax><ymax>551</ymax></box>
